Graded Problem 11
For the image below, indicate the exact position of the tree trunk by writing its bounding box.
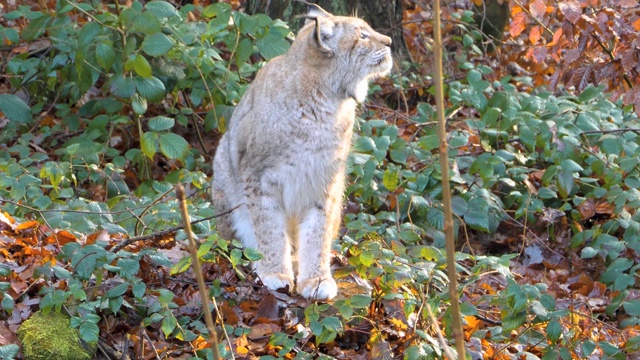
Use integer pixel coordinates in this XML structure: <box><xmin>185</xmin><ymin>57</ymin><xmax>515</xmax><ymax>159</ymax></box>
<box><xmin>244</xmin><ymin>0</ymin><xmax>410</xmax><ymax>60</ymax></box>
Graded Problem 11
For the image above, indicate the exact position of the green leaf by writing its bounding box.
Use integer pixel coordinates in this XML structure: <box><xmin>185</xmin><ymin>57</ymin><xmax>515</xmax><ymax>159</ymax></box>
<box><xmin>578</xmin><ymin>85</ymin><xmax>601</xmax><ymax>102</ymax></box>
<box><xmin>0</xmin><ymin>94</ymin><xmax>31</xmax><ymax>122</ymax></box>
<box><xmin>2</xmin><ymin>293</ymin><xmax>14</xmax><ymax>313</ymax></box>
<box><xmin>315</xmin><ymin>328</ymin><xmax>336</xmax><ymax>344</ymax></box>
<box><xmin>158</xmin><ymin>289</ymin><xmax>175</xmax><ymax>305</ymax></box>
<box><xmin>133</xmin><ymin>54</ymin><xmax>152</xmax><ymax>78</ymax></box>
<box><xmin>3</xmin><ymin>28</ymin><xmax>19</xmax><ymax>44</ymax></box>
<box><xmin>148</xmin><ymin>116</ymin><xmax>175</xmax><ymax>131</ymax></box>
<box><xmin>161</xmin><ymin>313</ymin><xmax>178</xmax><ymax>337</ymax></box>
<box><xmin>502</xmin><ymin>311</ymin><xmax>526</xmax><ymax>332</ymax></box>
<box><xmin>419</xmin><ymin>134</ymin><xmax>439</xmax><ymax>151</ymax></box>
<box><xmin>256</xmin><ymin>33</ymin><xmax>290</xmax><ymax>60</ymax></box>
<box><xmin>623</xmin><ymin>300</ymin><xmax>640</xmax><ymax>316</ymax></box>
<box><xmin>141</xmin><ymin>131</ymin><xmax>159</xmax><ymax>159</ymax></box>
<box><xmin>322</xmin><ymin>316</ymin><xmax>342</xmax><ymax>332</ymax></box>
<box><xmin>106</xmin><ymin>282</ymin><xmax>130</xmax><ymax>298</ymax></box>
<box><xmin>459</xmin><ymin>302</ymin><xmax>477</xmax><ymax>316</ymax></box>
<box><xmin>382</xmin><ymin>169</ymin><xmax>399</xmax><ymax>191</ymax></box>
<box><xmin>22</xmin><ymin>14</ymin><xmax>52</xmax><ymax>41</ymax></box>
<box><xmin>598</xmin><ymin>341</ymin><xmax>620</xmax><ymax>356</ymax></box>
<box><xmin>350</xmin><ymin>295</ymin><xmax>372</xmax><ymax>307</ymax></box>
<box><xmin>451</xmin><ymin>196</ymin><xmax>469</xmax><ymax>216</ymax></box>
<box><xmin>116</xmin><ymin>258</ymin><xmax>140</xmax><ymax>279</ymax></box>
<box><xmin>582</xmin><ymin>339</ymin><xmax>596</xmax><ymax>356</ymax></box>
<box><xmin>133</xmin><ymin>11</ymin><xmax>162</xmax><ymax>34</ymax></box>
<box><xmin>546</xmin><ymin>320</ymin><xmax>562</xmax><ymax>342</ymax></box>
<box><xmin>95</xmin><ymin>42</ymin><xmax>115</xmax><ymax>71</ymax></box>
<box><xmin>135</xmin><ymin>76</ymin><xmax>166</xmax><ymax>102</ymax></box>
<box><xmin>581</xmin><ymin>247</ymin><xmax>597</xmax><ymax>259</ymax></box>
<box><xmin>111</xmin><ymin>75</ymin><xmax>136</xmax><ymax>98</ymax></box>
<box><xmin>79</xmin><ymin>321</ymin><xmax>99</xmax><ymax>343</ymax></box>
<box><xmin>145</xmin><ymin>1</ymin><xmax>178</xmax><ymax>18</ymax></box>
<box><xmin>556</xmin><ymin>170</ymin><xmax>574</xmax><ymax>199</ymax></box>
<box><xmin>353</xmin><ymin>136</ymin><xmax>376</xmax><ymax>152</ymax></box>
<box><xmin>464</xmin><ymin>197</ymin><xmax>490</xmax><ymax>232</ymax></box>
<box><xmin>158</xmin><ymin>133</ymin><xmax>189</xmax><ymax>160</ymax></box>
<box><xmin>128</xmin><ymin>282</ymin><xmax>144</xmax><ymax>300</ymax></box>
<box><xmin>625</xmin><ymin>335</ymin><xmax>640</xmax><ymax>352</ymax></box>
<box><xmin>0</xmin><ymin>265</ymin><xmax>10</xmax><ymax>276</ymax></box>
<box><xmin>360</xmin><ymin>250</ymin><xmax>375</xmax><ymax>267</ymax></box>
<box><xmin>131</xmin><ymin>93</ymin><xmax>147</xmax><ymax>115</ymax></box>
<box><xmin>236</xmin><ymin>38</ymin><xmax>254</xmax><ymax>65</ymax></box>
<box><xmin>560</xmin><ymin>159</ymin><xmax>583</xmax><ymax>172</ymax></box>
<box><xmin>0</xmin><ymin>344</ymin><xmax>19</xmax><ymax>359</ymax></box>
<box><xmin>142</xmin><ymin>32</ymin><xmax>173</xmax><ymax>56</ymax></box>
<box><xmin>243</xmin><ymin>247</ymin><xmax>262</xmax><ymax>261</ymax></box>
<box><xmin>170</xmin><ymin>256</ymin><xmax>191</xmax><ymax>275</ymax></box>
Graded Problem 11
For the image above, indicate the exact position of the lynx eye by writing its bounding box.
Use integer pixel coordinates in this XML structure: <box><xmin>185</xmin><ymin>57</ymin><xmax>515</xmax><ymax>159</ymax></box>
<box><xmin>360</xmin><ymin>31</ymin><xmax>370</xmax><ymax>40</ymax></box>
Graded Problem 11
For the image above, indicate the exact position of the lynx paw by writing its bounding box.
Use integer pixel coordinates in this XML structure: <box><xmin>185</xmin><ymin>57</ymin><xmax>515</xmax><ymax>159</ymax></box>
<box><xmin>297</xmin><ymin>276</ymin><xmax>337</xmax><ymax>300</ymax></box>
<box><xmin>259</xmin><ymin>273</ymin><xmax>294</xmax><ymax>292</ymax></box>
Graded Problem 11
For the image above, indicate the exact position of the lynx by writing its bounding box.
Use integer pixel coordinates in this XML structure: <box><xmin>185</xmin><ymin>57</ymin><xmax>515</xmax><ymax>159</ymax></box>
<box><xmin>212</xmin><ymin>4</ymin><xmax>392</xmax><ymax>300</ymax></box>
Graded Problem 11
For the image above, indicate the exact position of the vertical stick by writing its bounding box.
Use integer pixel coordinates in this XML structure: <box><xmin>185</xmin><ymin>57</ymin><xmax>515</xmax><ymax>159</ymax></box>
<box><xmin>432</xmin><ymin>0</ymin><xmax>467</xmax><ymax>358</ymax></box>
<box><xmin>176</xmin><ymin>184</ymin><xmax>222</xmax><ymax>360</ymax></box>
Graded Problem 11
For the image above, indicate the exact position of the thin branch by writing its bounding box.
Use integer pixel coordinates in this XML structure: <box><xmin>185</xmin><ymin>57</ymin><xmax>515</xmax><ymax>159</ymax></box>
<box><xmin>590</xmin><ymin>32</ymin><xmax>633</xmax><ymax>89</ymax></box>
<box><xmin>109</xmin><ymin>204</ymin><xmax>241</xmax><ymax>253</ymax></box>
<box><xmin>176</xmin><ymin>184</ymin><xmax>222</xmax><ymax>360</ymax></box>
<box><xmin>425</xmin><ymin>303</ymin><xmax>457</xmax><ymax>360</ymax></box>
<box><xmin>511</xmin><ymin>0</ymin><xmax>554</xmax><ymax>36</ymax></box>
<box><xmin>433</xmin><ymin>0</ymin><xmax>466</xmax><ymax>358</ymax></box>
<box><xmin>0</xmin><ymin>197</ymin><xmax>175</xmax><ymax>215</ymax></box>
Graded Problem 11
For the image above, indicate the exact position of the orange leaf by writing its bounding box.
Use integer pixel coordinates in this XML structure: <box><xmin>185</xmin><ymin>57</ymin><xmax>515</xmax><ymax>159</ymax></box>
<box><xmin>577</xmin><ymin>199</ymin><xmax>595</xmax><ymax>219</ymax></box>
<box><xmin>11</xmin><ymin>45</ymin><xmax>29</xmax><ymax>54</ymax></box>
<box><xmin>16</xmin><ymin>221</ymin><xmax>40</xmax><ymax>231</ymax></box>
<box><xmin>594</xmin><ymin>201</ymin><xmax>614</xmax><ymax>215</ymax></box>
<box><xmin>511</xmin><ymin>5</ymin><xmax>523</xmax><ymax>16</ymax></box>
<box><xmin>191</xmin><ymin>335</ymin><xmax>208</xmax><ymax>350</ymax></box>
<box><xmin>45</xmin><ymin>230</ymin><xmax>77</xmax><ymax>245</ymax></box>
<box><xmin>3</xmin><ymin>212</ymin><xmax>15</xmax><ymax>224</ymax></box>
<box><xmin>464</xmin><ymin>315</ymin><xmax>482</xmax><ymax>336</ymax></box>
<box><xmin>547</xmin><ymin>28</ymin><xmax>563</xmax><ymax>47</ymax></box>
<box><xmin>509</xmin><ymin>13</ymin><xmax>527</xmax><ymax>38</ymax></box>
<box><xmin>633</xmin><ymin>17</ymin><xmax>640</xmax><ymax>31</ymax></box>
<box><xmin>529</xmin><ymin>26</ymin><xmax>541</xmax><ymax>45</ymax></box>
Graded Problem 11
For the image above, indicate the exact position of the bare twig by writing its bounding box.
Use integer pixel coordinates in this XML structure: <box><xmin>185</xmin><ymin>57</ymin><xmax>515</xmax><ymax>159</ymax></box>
<box><xmin>142</xmin><ymin>327</ymin><xmax>162</xmax><ymax>360</ymax></box>
<box><xmin>425</xmin><ymin>303</ymin><xmax>457</xmax><ymax>360</ymax></box>
<box><xmin>176</xmin><ymin>184</ymin><xmax>222</xmax><ymax>360</ymax></box>
<box><xmin>591</xmin><ymin>32</ymin><xmax>633</xmax><ymax>89</ymax></box>
<box><xmin>109</xmin><ymin>203</ymin><xmax>241</xmax><ymax>253</ymax></box>
<box><xmin>433</xmin><ymin>0</ymin><xmax>466</xmax><ymax>358</ymax></box>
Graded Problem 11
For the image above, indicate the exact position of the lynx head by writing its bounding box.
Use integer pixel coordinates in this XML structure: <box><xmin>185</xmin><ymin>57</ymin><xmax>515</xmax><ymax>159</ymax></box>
<box><xmin>297</xmin><ymin>4</ymin><xmax>393</xmax><ymax>102</ymax></box>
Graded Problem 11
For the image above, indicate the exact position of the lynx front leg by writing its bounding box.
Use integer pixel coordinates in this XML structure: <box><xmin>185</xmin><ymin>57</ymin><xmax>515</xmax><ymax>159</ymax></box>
<box><xmin>243</xmin><ymin>190</ymin><xmax>295</xmax><ymax>292</ymax></box>
<box><xmin>296</xmin><ymin>203</ymin><xmax>338</xmax><ymax>300</ymax></box>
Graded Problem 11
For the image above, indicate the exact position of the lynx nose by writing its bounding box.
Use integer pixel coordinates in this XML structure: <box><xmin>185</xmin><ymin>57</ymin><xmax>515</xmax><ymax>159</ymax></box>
<box><xmin>382</xmin><ymin>35</ymin><xmax>392</xmax><ymax>48</ymax></box>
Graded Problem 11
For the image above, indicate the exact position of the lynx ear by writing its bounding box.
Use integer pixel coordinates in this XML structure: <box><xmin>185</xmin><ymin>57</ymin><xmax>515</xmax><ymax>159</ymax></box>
<box><xmin>300</xmin><ymin>3</ymin><xmax>335</xmax><ymax>54</ymax></box>
<box><xmin>305</xmin><ymin>3</ymin><xmax>332</xmax><ymax>22</ymax></box>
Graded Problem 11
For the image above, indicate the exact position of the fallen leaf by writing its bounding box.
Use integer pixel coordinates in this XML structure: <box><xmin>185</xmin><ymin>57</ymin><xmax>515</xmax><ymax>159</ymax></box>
<box><xmin>254</xmin><ymin>293</ymin><xmax>279</xmax><ymax>320</ymax></box>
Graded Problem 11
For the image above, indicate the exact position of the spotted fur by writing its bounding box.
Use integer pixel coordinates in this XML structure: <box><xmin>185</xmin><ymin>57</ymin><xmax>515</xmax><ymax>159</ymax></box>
<box><xmin>212</xmin><ymin>5</ymin><xmax>392</xmax><ymax>300</ymax></box>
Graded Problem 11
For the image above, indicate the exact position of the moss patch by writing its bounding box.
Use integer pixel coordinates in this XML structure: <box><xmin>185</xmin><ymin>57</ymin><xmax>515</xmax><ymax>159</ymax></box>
<box><xmin>17</xmin><ymin>310</ymin><xmax>95</xmax><ymax>360</ymax></box>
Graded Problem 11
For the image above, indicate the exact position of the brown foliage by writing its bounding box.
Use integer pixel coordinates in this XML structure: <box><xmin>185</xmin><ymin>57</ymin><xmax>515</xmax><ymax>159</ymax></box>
<box><xmin>507</xmin><ymin>0</ymin><xmax>640</xmax><ymax>111</ymax></box>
